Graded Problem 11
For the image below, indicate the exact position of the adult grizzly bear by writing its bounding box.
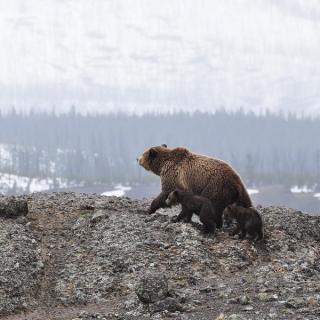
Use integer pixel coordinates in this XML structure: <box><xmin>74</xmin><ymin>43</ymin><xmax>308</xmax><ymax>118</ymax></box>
<box><xmin>137</xmin><ymin>144</ymin><xmax>252</xmax><ymax>227</ymax></box>
<box><xmin>166</xmin><ymin>189</ymin><xmax>216</xmax><ymax>234</ymax></box>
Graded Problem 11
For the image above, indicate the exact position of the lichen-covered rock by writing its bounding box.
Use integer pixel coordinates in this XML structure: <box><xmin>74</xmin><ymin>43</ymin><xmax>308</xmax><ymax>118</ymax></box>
<box><xmin>135</xmin><ymin>273</ymin><xmax>169</xmax><ymax>304</ymax></box>
<box><xmin>0</xmin><ymin>197</ymin><xmax>28</xmax><ymax>218</ymax></box>
<box><xmin>0</xmin><ymin>219</ymin><xmax>42</xmax><ymax>316</ymax></box>
<box><xmin>0</xmin><ymin>192</ymin><xmax>319</xmax><ymax>319</ymax></box>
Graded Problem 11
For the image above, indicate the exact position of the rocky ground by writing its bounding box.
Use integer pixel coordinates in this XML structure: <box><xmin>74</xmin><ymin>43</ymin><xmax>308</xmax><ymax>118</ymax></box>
<box><xmin>0</xmin><ymin>193</ymin><xmax>319</xmax><ymax>320</ymax></box>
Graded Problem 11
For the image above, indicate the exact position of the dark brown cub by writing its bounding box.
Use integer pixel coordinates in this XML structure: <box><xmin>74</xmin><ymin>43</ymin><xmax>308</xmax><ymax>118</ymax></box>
<box><xmin>223</xmin><ymin>203</ymin><xmax>263</xmax><ymax>240</ymax></box>
<box><xmin>166</xmin><ymin>189</ymin><xmax>216</xmax><ymax>234</ymax></box>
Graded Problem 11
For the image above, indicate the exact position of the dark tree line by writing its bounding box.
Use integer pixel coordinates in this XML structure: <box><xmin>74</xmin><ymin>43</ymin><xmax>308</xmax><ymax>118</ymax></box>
<box><xmin>0</xmin><ymin>108</ymin><xmax>319</xmax><ymax>189</ymax></box>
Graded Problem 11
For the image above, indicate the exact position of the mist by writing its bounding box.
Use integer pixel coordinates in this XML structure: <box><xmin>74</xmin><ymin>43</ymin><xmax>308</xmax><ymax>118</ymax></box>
<box><xmin>0</xmin><ymin>0</ymin><xmax>320</xmax><ymax>115</ymax></box>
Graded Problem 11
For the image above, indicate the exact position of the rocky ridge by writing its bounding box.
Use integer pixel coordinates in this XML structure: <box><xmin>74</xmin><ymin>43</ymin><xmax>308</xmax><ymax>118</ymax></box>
<box><xmin>0</xmin><ymin>192</ymin><xmax>319</xmax><ymax>320</ymax></box>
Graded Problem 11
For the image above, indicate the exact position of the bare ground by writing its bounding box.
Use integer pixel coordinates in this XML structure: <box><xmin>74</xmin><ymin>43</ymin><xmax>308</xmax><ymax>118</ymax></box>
<box><xmin>0</xmin><ymin>193</ymin><xmax>319</xmax><ymax>320</ymax></box>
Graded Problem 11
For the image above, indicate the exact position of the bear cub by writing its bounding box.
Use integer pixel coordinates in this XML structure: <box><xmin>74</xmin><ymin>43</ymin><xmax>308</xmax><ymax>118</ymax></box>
<box><xmin>223</xmin><ymin>203</ymin><xmax>263</xmax><ymax>240</ymax></box>
<box><xmin>166</xmin><ymin>189</ymin><xmax>216</xmax><ymax>234</ymax></box>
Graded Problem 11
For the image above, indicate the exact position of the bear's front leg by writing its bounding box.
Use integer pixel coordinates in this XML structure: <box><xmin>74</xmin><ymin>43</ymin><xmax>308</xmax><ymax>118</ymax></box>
<box><xmin>148</xmin><ymin>191</ymin><xmax>170</xmax><ymax>214</ymax></box>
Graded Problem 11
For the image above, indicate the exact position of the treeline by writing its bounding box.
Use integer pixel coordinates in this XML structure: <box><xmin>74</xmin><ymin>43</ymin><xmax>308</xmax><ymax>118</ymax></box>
<box><xmin>0</xmin><ymin>108</ymin><xmax>319</xmax><ymax>189</ymax></box>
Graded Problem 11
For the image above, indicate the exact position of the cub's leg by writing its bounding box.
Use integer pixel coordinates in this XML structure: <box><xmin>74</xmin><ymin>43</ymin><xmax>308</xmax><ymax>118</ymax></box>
<box><xmin>199</xmin><ymin>208</ymin><xmax>216</xmax><ymax>234</ymax></box>
<box><xmin>238</xmin><ymin>226</ymin><xmax>247</xmax><ymax>239</ymax></box>
<box><xmin>171</xmin><ymin>207</ymin><xmax>190</xmax><ymax>223</ymax></box>
<box><xmin>257</xmin><ymin>228</ymin><xmax>264</xmax><ymax>240</ymax></box>
<box><xmin>183</xmin><ymin>208</ymin><xmax>193</xmax><ymax>223</ymax></box>
<box><xmin>200</xmin><ymin>186</ymin><xmax>223</xmax><ymax>228</ymax></box>
<box><xmin>247</xmin><ymin>223</ymin><xmax>264</xmax><ymax>240</ymax></box>
<box><xmin>246</xmin><ymin>223</ymin><xmax>258</xmax><ymax>240</ymax></box>
<box><xmin>229</xmin><ymin>224</ymin><xmax>241</xmax><ymax>236</ymax></box>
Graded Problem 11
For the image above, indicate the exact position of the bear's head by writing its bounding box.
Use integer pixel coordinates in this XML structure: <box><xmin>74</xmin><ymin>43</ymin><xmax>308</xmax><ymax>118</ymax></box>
<box><xmin>222</xmin><ymin>203</ymin><xmax>237</xmax><ymax>228</ymax></box>
<box><xmin>165</xmin><ymin>189</ymin><xmax>180</xmax><ymax>206</ymax></box>
<box><xmin>137</xmin><ymin>144</ymin><xmax>168</xmax><ymax>175</ymax></box>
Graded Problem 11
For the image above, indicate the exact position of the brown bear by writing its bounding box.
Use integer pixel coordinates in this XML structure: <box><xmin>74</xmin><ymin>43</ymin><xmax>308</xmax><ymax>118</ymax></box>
<box><xmin>222</xmin><ymin>203</ymin><xmax>263</xmax><ymax>240</ymax></box>
<box><xmin>137</xmin><ymin>144</ymin><xmax>252</xmax><ymax>228</ymax></box>
<box><xmin>165</xmin><ymin>189</ymin><xmax>216</xmax><ymax>233</ymax></box>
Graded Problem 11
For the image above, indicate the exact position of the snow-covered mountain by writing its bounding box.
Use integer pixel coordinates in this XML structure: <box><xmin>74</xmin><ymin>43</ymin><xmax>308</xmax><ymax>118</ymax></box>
<box><xmin>0</xmin><ymin>0</ymin><xmax>320</xmax><ymax>115</ymax></box>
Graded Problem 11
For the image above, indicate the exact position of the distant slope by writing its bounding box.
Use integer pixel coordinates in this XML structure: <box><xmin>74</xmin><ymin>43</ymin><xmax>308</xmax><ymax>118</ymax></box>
<box><xmin>0</xmin><ymin>1</ymin><xmax>320</xmax><ymax>114</ymax></box>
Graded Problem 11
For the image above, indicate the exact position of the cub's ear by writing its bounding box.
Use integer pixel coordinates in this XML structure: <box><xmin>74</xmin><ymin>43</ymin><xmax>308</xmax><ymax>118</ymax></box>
<box><xmin>149</xmin><ymin>148</ymin><xmax>157</xmax><ymax>159</ymax></box>
<box><xmin>173</xmin><ymin>189</ymin><xmax>180</xmax><ymax>197</ymax></box>
<box><xmin>161</xmin><ymin>144</ymin><xmax>167</xmax><ymax>148</ymax></box>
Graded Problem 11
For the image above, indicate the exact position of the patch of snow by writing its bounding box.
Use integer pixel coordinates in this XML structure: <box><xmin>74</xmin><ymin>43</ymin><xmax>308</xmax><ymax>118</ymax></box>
<box><xmin>0</xmin><ymin>172</ymin><xmax>84</xmax><ymax>195</ymax></box>
<box><xmin>314</xmin><ymin>193</ymin><xmax>320</xmax><ymax>199</ymax></box>
<box><xmin>101</xmin><ymin>189</ymin><xmax>126</xmax><ymax>197</ymax></box>
<box><xmin>0</xmin><ymin>144</ymin><xmax>12</xmax><ymax>167</ymax></box>
<box><xmin>248</xmin><ymin>188</ymin><xmax>259</xmax><ymax>195</ymax></box>
<box><xmin>29</xmin><ymin>178</ymin><xmax>51</xmax><ymax>193</ymax></box>
<box><xmin>290</xmin><ymin>185</ymin><xmax>315</xmax><ymax>193</ymax></box>
<box><xmin>101</xmin><ymin>184</ymin><xmax>131</xmax><ymax>197</ymax></box>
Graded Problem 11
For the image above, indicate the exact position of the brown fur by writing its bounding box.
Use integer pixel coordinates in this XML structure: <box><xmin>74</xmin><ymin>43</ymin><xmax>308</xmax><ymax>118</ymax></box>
<box><xmin>166</xmin><ymin>189</ymin><xmax>216</xmax><ymax>234</ymax></box>
<box><xmin>137</xmin><ymin>144</ymin><xmax>252</xmax><ymax>227</ymax></box>
<box><xmin>223</xmin><ymin>203</ymin><xmax>263</xmax><ymax>240</ymax></box>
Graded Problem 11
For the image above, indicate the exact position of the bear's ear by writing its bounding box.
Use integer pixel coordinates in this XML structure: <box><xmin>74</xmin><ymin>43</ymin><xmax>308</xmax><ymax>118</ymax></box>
<box><xmin>173</xmin><ymin>189</ymin><xmax>180</xmax><ymax>197</ymax></box>
<box><xmin>161</xmin><ymin>144</ymin><xmax>167</xmax><ymax>148</ymax></box>
<box><xmin>149</xmin><ymin>148</ymin><xmax>157</xmax><ymax>159</ymax></box>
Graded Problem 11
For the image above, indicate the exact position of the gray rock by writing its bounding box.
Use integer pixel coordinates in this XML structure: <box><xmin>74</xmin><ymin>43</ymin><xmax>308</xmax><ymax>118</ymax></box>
<box><xmin>239</xmin><ymin>295</ymin><xmax>250</xmax><ymax>305</ymax></box>
<box><xmin>256</xmin><ymin>292</ymin><xmax>275</xmax><ymax>302</ymax></box>
<box><xmin>135</xmin><ymin>273</ymin><xmax>169</xmax><ymax>304</ymax></box>
<box><xmin>285</xmin><ymin>297</ymin><xmax>305</xmax><ymax>309</ymax></box>
<box><xmin>0</xmin><ymin>218</ymin><xmax>41</xmax><ymax>314</ymax></box>
<box><xmin>0</xmin><ymin>197</ymin><xmax>28</xmax><ymax>218</ymax></box>
<box><xmin>90</xmin><ymin>209</ymin><xmax>109</xmax><ymax>223</ymax></box>
<box><xmin>148</xmin><ymin>297</ymin><xmax>183</xmax><ymax>314</ymax></box>
<box><xmin>228</xmin><ymin>314</ymin><xmax>245</xmax><ymax>320</ymax></box>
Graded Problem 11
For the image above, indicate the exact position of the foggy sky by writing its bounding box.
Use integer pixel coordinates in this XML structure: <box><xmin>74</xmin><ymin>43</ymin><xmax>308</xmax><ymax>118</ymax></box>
<box><xmin>0</xmin><ymin>0</ymin><xmax>320</xmax><ymax>115</ymax></box>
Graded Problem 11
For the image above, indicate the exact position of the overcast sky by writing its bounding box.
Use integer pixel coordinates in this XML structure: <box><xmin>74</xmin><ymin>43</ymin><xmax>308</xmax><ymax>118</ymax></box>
<box><xmin>0</xmin><ymin>0</ymin><xmax>320</xmax><ymax>115</ymax></box>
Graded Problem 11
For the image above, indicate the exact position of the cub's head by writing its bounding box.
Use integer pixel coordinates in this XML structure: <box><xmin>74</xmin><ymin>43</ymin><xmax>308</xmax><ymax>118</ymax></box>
<box><xmin>165</xmin><ymin>189</ymin><xmax>180</xmax><ymax>207</ymax></box>
<box><xmin>137</xmin><ymin>144</ymin><xmax>168</xmax><ymax>175</ymax></box>
<box><xmin>222</xmin><ymin>203</ymin><xmax>237</xmax><ymax>228</ymax></box>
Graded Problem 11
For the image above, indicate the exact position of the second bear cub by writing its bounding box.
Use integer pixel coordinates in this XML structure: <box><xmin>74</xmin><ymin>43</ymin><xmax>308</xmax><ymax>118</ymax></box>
<box><xmin>166</xmin><ymin>189</ymin><xmax>216</xmax><ymax>234</ymax></box>
<box><xmin>223</xmin><ymin>203</ymin><xmax>263</xmax><ymax>240</ymax></box>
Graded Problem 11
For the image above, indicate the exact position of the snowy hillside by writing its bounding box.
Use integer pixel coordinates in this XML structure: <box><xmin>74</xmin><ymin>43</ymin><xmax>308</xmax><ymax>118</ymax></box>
<box><xmin>0</xmin><ymin>144</ymin><xmax>85</xmax><ymax>194</ymax></box>
<box><xmin>0</xmin><ymin>172</ymin><xmax>83</xmax><ymax>195</ymax></box>
<box><xmin>0</xmin><ymin>1</ymin><xmax>320</xmax><ymax>115</ymax></box>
